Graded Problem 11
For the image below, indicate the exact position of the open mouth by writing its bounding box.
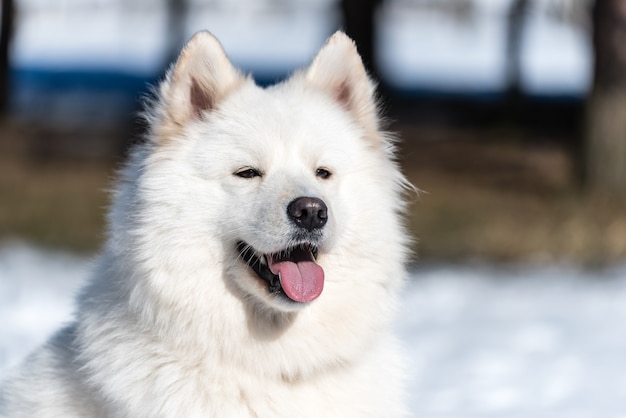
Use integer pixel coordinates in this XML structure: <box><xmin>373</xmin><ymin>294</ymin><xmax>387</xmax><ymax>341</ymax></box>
<box><xmin>236</xmin><ymin>241</ymin><xmax>324</xmax><ymax>303</ymax></box>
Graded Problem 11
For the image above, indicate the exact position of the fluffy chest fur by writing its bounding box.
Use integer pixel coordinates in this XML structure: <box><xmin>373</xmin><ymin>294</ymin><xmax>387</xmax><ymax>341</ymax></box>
<box><xmin>0</xmin><ymin>31</ymin><xmax>410</xmax><ymax>418</ymax></box>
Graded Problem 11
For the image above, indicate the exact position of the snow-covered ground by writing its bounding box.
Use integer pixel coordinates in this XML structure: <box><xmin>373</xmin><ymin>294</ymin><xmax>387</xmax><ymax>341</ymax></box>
<box><xmin>1</xmin><ymin>243</ymin><xmax>625</xmax><ymax>417</ymax></box>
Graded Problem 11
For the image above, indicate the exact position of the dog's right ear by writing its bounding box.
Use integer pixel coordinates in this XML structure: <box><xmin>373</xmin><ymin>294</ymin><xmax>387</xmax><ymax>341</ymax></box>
<box><xmin>304</xmin><ymin>32</ymin><xmax>379</xmax><ymax>138</ymax></box>
<box><xmin>157</xmin><ymin>31</ymin><xmax>245</xmax><ymax>132</ymax></box>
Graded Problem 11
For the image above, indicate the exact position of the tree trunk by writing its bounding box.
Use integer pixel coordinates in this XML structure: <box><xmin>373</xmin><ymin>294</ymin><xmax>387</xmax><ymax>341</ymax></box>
<box><xmin>0</xmin><ymin>0</ymin><xmax>15</xmax><ymax>115</ymax></box>
<box><xmin>586</xmin><ymin>0</ymin><xmax>626</xmax><ymax>197</ymax></box>
<box><xmin>165</xmin><ymin>0</ymin><xmax>189</xmax><ymax>66</ymax></box>
<box><xmin>505</xmin><ymin>0</ymin><xmax>530</xmax><ymax>123</ymax></box>
<box><xmin>340</xmin><ymin>0</ymin><xmax>380</xmax><ymax>81</ymax></box>
<box><xmin>506</xmin><ymin>0</ymin><xmax>529</xmax><ymax>97</ymax></box>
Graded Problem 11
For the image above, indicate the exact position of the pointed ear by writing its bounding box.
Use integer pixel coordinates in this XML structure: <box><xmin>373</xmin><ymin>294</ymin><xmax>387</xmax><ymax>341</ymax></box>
<box><xmin>304</xmin><ymin>31</ymin><xmax>379</xmax><ymax>133</ymax></box>
<box><xmin>158</xmin><ymin>31</ymin><xmax>245</xmax><ymax>130</ymax></box>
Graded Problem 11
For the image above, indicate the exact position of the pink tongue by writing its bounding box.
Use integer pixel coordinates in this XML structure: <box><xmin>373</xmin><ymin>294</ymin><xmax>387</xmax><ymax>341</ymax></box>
<box><xmin>268</xmin><ymin>253</ymin><xmax>324</xmax><ymax>303</ymax></box>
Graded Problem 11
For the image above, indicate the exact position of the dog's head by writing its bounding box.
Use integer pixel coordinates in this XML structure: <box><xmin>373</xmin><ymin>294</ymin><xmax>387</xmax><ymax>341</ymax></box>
<box><xmin>115</xmin><ymin>31</ymin><xmax>408</xmax><ymax>314</ymax></box>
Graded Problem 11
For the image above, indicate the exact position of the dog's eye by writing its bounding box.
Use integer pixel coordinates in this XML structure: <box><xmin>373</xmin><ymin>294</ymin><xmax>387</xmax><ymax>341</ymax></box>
<box><xmin>316</xmin><ymin>168</ymin><xmax>332</xmax><ymax>179</ymax></box>
<box><xmin>235</xmin><ymin>168</ymin><xmax>262</xmax><ymax>179</ymax></box>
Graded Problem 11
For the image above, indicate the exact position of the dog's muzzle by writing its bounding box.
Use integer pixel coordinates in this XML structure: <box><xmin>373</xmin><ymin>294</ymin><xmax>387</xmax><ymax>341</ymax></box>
<box><xmin>237</xmin><ymin>196</ymin><xmax>328</xmax><ymax>303</ymax></box>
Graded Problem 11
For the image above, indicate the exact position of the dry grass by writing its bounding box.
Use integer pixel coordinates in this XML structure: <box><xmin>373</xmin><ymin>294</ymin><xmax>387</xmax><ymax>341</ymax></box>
<box><xmin>1</xmin><ymin>119</ymin><xmax>626</xmax><ymax>265</ymax></box>
<box><xmin>0</xmin><ymin>156</ymin><xmax>113</xmax><ymax>252</ymax></box>
<box><xmin>399</xmin><ymin>125</ymin><xmax>626</xmax><ymax>265</ymax></box>
<box><xmin>0</xmin><ymin>120</ymin><xmax>115</xmax><ymax>252</ymax></box>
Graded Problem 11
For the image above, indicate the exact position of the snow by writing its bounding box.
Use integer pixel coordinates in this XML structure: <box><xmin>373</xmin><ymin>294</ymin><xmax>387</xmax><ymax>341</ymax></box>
<box><xmin>185</xmin><ymin>9</ymin><xmax>340</xmax><ymax>76</ymax></box>
<box><xmin>10</xmin><ymin>0</ymin><xmax>592</xmax><ymax>95</ymax></box>
<box><xmin>377</xmin><ymin>5</ymin><xmax>509</xmax><ymax>93</ymax></box>
<box><xmin>377</xmin><ymin>1</ymin><xmax>591</xmax><ymax>95</ymax></box>
<box><xmin>399</xmin><ymin>266</ymin><xmax>626</xmax><ymax>417</ymax></box>
<box><xmin>520</xmin><ymin>14</ymin><xmax>592</xmax><ymax>95</ymax></box>
<box><xmin>12</xmin><ymin>7</ymin><xmax>339</xmax><ymax>76</ymax></box>
<box><xmin>13</xmin><ymin>9</ymin><xmax>168</xmax><ymax>73</ymax></box>
<box><xmin>0</xmin><ymin>243</ymin><xmax>91</xmax><ymax>374</ymax></box>
<box><xmin>1</xmin><ymin>243</ymin><xmax>626</xmax><ymax>416</ymax></box>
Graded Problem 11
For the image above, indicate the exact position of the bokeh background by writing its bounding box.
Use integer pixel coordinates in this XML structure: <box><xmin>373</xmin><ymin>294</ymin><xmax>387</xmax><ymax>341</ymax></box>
<box><xmin>2</xmin><ymin>1</ymin><xmax>626</xmax><ymax>416</ymax></box>
<box><xmin>3</xmin><ymin>0</ymin><xmax>626</xmax><ymax>265</ymax></box>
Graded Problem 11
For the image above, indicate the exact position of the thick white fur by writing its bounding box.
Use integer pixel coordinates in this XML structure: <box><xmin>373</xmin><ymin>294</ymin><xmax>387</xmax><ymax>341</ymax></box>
<box><xmin>0</xmin><ymin>31</ymin><xmax>411</xmax><ymax>417</ymax></box>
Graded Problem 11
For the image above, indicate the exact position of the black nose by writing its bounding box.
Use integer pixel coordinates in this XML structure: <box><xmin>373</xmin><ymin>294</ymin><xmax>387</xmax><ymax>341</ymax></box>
<box><xmin>287</xmin><ymin>197</ymin><xmax>328</xmax><ymax>231</ymax></box>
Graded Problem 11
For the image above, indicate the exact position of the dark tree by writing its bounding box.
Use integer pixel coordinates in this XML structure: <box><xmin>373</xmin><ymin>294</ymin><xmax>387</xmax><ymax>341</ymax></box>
<box><xmin>165</xmin><ymin>0</ymin><xmax>190</xmax><ymax>66</ymax></box>
<box><xmin>585</xmin><ymin>0</ymin><xmax>626</xmax><ymax>197</ymax></box>
<box><xmin>505</xmin><ymin>0</ymin><xmax>530</xmax><ymax>111</ymax></box>
<box><xmin>341</xmin><ymin>0</ymin><xmax>381</xmax><ymax>80</ymax></box>
<box><xmin>0</xmin><ymin>0</ymin><xmax>15</xmax><ymax>114</ymax></box>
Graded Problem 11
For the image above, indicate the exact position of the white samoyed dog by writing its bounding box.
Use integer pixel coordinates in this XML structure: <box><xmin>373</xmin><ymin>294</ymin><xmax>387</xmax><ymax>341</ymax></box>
<box><xmin>0</xmin><ymin>31</ymin><xmax>411</xmax><ymax>417</ymax></box>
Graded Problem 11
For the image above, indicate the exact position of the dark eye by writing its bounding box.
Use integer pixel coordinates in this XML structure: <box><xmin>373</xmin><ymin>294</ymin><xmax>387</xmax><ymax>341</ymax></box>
<box><xmin>235</xmin><ymin>168</ymin><xmax>262</xmax><ymax>179</ymax></box>
<box><xmin>316</xmin><ymin>168</ymin><xmax>332</xmax><ymax>179</ymax></box>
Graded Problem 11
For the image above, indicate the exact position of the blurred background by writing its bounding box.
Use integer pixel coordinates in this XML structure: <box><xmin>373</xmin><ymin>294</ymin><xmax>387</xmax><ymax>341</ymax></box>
<box><xmin>1</xmin><ymin>0</ymin><xmax>625</xmax><ymax>264</ymax></box>
<box><xmin>2</xmin><ymin>1</ymin><xmax>626</xmax><ymax>416</ymax></box>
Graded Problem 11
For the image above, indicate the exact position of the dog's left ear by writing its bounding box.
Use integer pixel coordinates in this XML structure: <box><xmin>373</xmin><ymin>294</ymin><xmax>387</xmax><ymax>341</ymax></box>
<box><xmin>305</xmin><ymin>32</ymin><xmax>379</xmax><ymax>134</ymax></box>
<box><xmin>157</xmin><ymin>31</ymin><xmax>245</xmax><ymax>132</ymax></box>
